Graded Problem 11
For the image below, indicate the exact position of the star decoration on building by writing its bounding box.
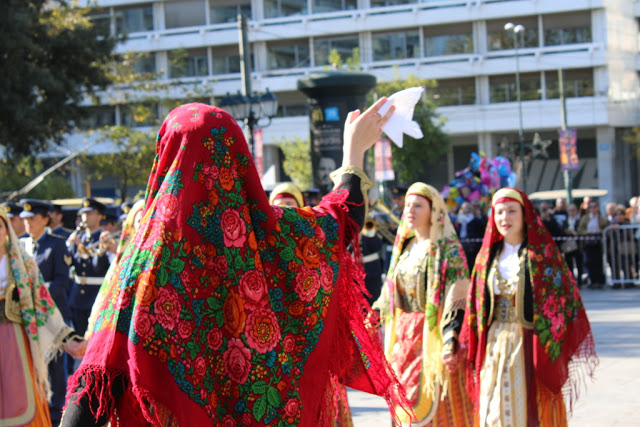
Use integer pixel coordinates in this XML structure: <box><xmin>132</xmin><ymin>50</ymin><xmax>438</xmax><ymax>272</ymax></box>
<box><xmin>498</xmin><ymin>136</ymin><xmax>517</xmax><ymax>160</ymax></box>
<box><xmin>530</xmin><ymin>132</ymin><xmax>552</xmax><ymax>159</ymax></box>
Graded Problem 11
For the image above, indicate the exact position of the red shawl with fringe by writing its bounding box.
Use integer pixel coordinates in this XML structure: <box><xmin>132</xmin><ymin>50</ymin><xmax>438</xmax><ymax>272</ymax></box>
<box><xmin>67</xmin><ymin>103</ymin><xmax>407</xmax><ymax>426</ymax></box>
<box><xmin>460</xmin><ymin>187</ymin><xmax>597</xmax><ymax>410</ymax></box>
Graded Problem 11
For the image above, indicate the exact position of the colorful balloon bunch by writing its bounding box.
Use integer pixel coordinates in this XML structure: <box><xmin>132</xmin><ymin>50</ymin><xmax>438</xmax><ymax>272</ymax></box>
<box><xmin>441</xmin><ymin>152</ymin><xmax>517</xmax><ymax>212</ymax></box>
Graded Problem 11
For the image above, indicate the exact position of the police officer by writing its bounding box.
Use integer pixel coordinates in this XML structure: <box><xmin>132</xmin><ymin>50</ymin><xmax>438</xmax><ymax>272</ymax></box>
<box><xmin>301</xmin><ymin>188</ymin><xmax>321</xmax><ymax>207</ymax></box>
<box><xmin>20</xmin><ymin>199</ymin><xmax>72</xmax><ymax>426</ymax></box>
<box><xmin>390</xmin><ymin>185</ymin><xmax>408</xmax><ymax>219</ymax></box>
<box><xmin>360</xmin><ymin>217</ymin><xmax>385</xmax><ymax>306</ymax></box>
<box><xmin>2</xmin><ymin>202</ymin><xmax>28</xmax><ymax>238</ymax></box>
<box><xmin>66</xmin><ymin>198</ymin><xmax>111</xmax><ymax>337</ymax></box>
<box><xmin>49</xmin><ymin>203</ymin><xmax>72</xmax><ymax>238</ymax></box>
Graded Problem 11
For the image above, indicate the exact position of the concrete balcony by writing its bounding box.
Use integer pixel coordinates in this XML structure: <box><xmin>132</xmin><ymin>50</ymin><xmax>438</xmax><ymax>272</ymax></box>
<box><xmin>112</xmin><ymin>0</ymin><xmax>603</xmax><ymax>53</ymax></box>
<box><xmin>438</xmin><ymin>96</ymin><xmax>611</xmax><ymax>135</ymax></box>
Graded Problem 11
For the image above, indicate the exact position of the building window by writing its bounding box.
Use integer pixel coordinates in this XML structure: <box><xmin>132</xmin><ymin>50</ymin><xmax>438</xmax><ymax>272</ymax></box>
<box><xmin>210</xmin><ymin>0</ymin><xmax>251</xmax><ymax>24</ymax></box>
<box><xmin>120</xmin><ymin>103</ymin><xmax>160</xmax><ymax>128</ymax></box>
<box><xmin>424</xmin><ymin>23</ymin><xmax>473</xmax><ymax>56</ymax></box>
<box><xmin>545</xmin><ymin>69</ymin><xmax>594</xmax><ymax>98</ymax></box>
<box><xmin>78</xmin><ymin>106</ymin><xmax>116</xmax><ymax>129</ymax></box>
<box><xmin>115</xmin><ymin>5</ymin><xmax>154</xmax><ymax>34</ymax></box>
<box><xmin>169</xmin><ymin>49</ymin><xmax>209</xmax><ymax>78</ymax></box>
<box><xmin>267</xmin><ymin>40</ymin><xmax>310</xmax><ymax>69</ymax></box>
<box><xmin>427</xmin><ymin>78</ymin><xmax>476</xmax><ymax>106</ymax></box>
<box><xmin>489</xmin><ymin>73</ymin><xmax>541</xmax><ymax>103</ymax></box>
<box><xmin>135</xmin><ymin>53</ymin><xmax>156</xmax><ymax>76</ymax></box>
<box><xmin>370</xmin><ymin>0</ymin><xmax>416</xmax><ymax>6</ymax></box>
<box><xmin>543</xmin><ymin>12</ymin><xmax>591</xmax><ymax>46</ymax></box>
<box><xmin>277</xmin><ymin>104</ymin><xmax>308</xmax><ymax>117</ymax></box>
<box><xmin>165</xmin><ymin>0</ymin><xmax>206</xmax><ymax>29</ymax></box>
<box><xmin>212</xmin><ymin>45</ymin><xmax>241</xmax><ymax>74</ymax></box>
<box><xmin>314</xmin><ymin>35</ymin><xmax>359</xmax><ymax>66</ymax></box>
<box><xmin>487</xmin><ymin>17</ymin><xmax>539</xmax><ymax>51</ymax></box>
<box><xmin>264</xmin><ymin>0</ymin><xmax>307</xmax><ymax>18</ymax></box>
<box><xmin>87</xmin><ymin>10</ymin><xmax>111</xmax><ymax>36</ymax></box>
<box><xmin>312</xmin><ymin>0</ymin><xmax>357</xmax><ymax>13</ymax></box>
<box><xmin>372</xmin><ymin>30</ymin><xmax>420</xmax><ymax>61</ymax></box>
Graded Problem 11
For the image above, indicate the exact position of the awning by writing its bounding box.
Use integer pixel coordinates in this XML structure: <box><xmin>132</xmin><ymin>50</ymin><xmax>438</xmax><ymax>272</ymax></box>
<box><xmin>528</xmin><ymin>188</ymin><xmax>608</xmax><ymax>201</ymax></box>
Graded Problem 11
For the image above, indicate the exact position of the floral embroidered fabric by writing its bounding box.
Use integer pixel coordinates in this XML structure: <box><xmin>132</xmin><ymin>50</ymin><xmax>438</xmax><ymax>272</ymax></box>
<box><xmin>67</xmin><ymin>103</ymin><xmax>407</xmax><ymax>426</ymax></box>
<box><xmin>461</xmin><ymin>187</ymin><xmax>598</xmax><ymax>410</ymax></box>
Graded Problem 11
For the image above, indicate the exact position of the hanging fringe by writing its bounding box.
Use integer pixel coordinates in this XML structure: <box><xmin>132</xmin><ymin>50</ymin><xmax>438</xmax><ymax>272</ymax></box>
<box><xmin>64</xmin><ymin>364</ymin><xmax>128</xmax><ymax>423</ymax></box>
<box><xmin>562</xmin><ymin>330</ymin><xmax>599</xmax><ymax>414</ymax></box>
<box><xmin>326</xmin><ymin>214</ymin><xmax>414</xmax><ymax>425</ymax></box>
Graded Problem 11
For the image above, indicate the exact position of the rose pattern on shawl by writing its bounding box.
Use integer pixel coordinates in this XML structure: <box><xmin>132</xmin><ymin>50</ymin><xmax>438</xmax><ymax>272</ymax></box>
<box><xmin>294</xmin><ymin>237</ymin><xmax>322</xmax><ymax>269</ymax></box>
<box><xmin>283</xmin><ymin>335</ymin><xmax>296</xmax><ymax>353</ymax></box>
<box><xmin>221</xmin><ymin>209</ymin><xmax>247</xmax><ymax>248</ymax></box>
<box><xmin>154</xmin><ymin>287</ymin><xmax>182</xmax><ymax>330</ymax></box>
<box><xmin>224</xmin><ymin>338</ymin><xmax>252</xmax><ymax>384</ymax></box>
<box><xmin>245</xmin><ymin>308</ymin><xmax>281</xmax><ymax>354</ymax></box>
<box><xmin>294</xmin><ymin>267</ymin><xmax>321</xmax><ymax>302</ymax></box>
<box><xmin>156</xmin><ymin>193</ymin><xmax>179</xmax><ymax>221</ymax></box>
<box><xmin>207</xmin><ymin>328</ymin><xmax>223</xmax><ymax>350</ymax></box>
<box><xmin>529</xmin><ymin>242</ymin><xmax>585</xmax><ymax>361</ymax></box>
<box><xmin>92</xmin><ymin>113</ymin><xmax>349</xmax><ymax>426</ymax></box>
<box><xmin>135</xmin><ymin>306</ymin><xmax>155</xmax><ymax>339</ymax></box>
<box><xmin>239</xmin><ymin>270</ymin><xmax>268</xmax><ymax>310</ymax></box>
<box><xmin>223</xmin><ymin>291</ymin><xmax>247</xmax><ymax>337</ymax></box>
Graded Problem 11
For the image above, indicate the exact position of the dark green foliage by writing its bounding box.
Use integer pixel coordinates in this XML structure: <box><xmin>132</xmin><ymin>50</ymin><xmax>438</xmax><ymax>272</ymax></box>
<box><xmin>371</xmin><ymin>75</ymin><xmax>451</xmax><ymax>185</ymax></box>
<box><xmin>0</xmin><ymin>0</ymin><xmax>118</xmax><ymax>156</ymax></box>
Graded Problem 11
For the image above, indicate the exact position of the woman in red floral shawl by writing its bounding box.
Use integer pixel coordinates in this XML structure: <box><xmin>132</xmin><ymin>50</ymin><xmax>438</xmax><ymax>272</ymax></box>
<box><xmin>460</xmin><ymin>188</ymin><xmax>597</xmax><ymax>426</ymax></box>
<box><xmin>62</xmin><ymin>100</ymin><xmax>409</xmax><ymax>426</ymax></box>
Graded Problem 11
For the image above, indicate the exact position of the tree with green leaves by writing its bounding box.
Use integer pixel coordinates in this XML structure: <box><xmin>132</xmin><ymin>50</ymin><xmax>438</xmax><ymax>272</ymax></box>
<box><xmin>0</xmin><ymin>157</ymin><xmax>75</xmax><ymax>200</ymax></box>
<box><xmin>79</xmin><ymin>47</ymin><xmax>213</xmax><ymax>200</ymax></box>
<box><xmin>624</xmin><ymin>126</ymin><xmax>640</xmax><ymax>158</ymax></box>
<box><xmin>80</xmin><ymin>125</ymin><xmax>157</xmax><ymax>201</ymax></box>
<box><xmin>369</xmin><ymin>75</ymin><xmax>450</xmax><ymax>185</ymax></box>
<box><xmin>0</xmin><ymin>0</ymin><xmax>118</xmax><ymax>157</ymax></box>
<box><xmin>277</xmin><ymin>138</ymin><xmax>313</xmax><ymax>190</ymax></box>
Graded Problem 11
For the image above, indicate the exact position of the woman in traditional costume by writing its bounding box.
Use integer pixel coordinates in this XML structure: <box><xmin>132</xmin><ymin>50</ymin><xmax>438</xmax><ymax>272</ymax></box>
<box><xmin>374</xmin><ymin>183</ymin><xmax>473</xmax><ymax>426</ymax></box>
<box><xmin>62</xmin><ymin>100</ymin><xmax>410</xmax><ymax>426</ymax></box>
<box><xmin>269</xmin><ymin>182</ymin><xmax>305</xmax><ymax>208</ymax></box>
<box><xmin>269</xmin><ymin>181</ymin><xmax>355</xmax><ymax>427</ymax></box>
<box><xmin>0</xmin><ymin>208</ymin><xmax>85</xmax><ymax>426</ymax></box>
<box><xmin>460</xmin><ymin>187</ymin><xmax>598</xmax><ymax>426</ymax></box>
<box><xmin>84</xmin><ymin>199</ymin><xmax>145</xmax><ymax>341</ymax></box>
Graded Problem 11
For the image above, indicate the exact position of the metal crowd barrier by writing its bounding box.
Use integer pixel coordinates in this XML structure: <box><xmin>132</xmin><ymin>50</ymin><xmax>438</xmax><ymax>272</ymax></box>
<box><xmin>461</xmin><ymin>229</ymin><xmax>640</xmax><ymax>288</ymax></box>
<box><xmin>602</xmin><ymin>224</ymin><xmax>640</xmax><ymax>287</ymax></box>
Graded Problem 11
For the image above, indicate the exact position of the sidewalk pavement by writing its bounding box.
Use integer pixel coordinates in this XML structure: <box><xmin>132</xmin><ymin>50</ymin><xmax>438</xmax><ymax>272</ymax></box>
<box><xmin>348</xmin><ymin>287</ymin><xmax>640</xmax><ymax>426</ymax></box>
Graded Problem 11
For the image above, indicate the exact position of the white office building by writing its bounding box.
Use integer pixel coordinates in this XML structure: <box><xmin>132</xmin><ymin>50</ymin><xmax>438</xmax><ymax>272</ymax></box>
<box><xmin>73</xmin><ymin>0</ymin><xmax>640</xmax><ymax>204</ymax></box>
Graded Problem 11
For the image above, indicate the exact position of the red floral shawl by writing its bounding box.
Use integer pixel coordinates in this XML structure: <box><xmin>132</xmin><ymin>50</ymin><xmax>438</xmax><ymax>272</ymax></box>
<box><xmin>67</xmin><ymin>103</ymin><xmax>407</xmax><ymax>426</ymax></box>
<box><xmin>460</xmin><ymin>187</ymin><xmax>597</xmax><ymax>409</ymax></box>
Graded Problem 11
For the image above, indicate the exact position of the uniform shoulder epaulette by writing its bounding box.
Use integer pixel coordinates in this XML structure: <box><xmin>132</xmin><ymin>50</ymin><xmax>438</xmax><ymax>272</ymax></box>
<box><xmin>48</xmin><ymin>231</ymin><xmax>67</xmax><ymax>240</ymax></box>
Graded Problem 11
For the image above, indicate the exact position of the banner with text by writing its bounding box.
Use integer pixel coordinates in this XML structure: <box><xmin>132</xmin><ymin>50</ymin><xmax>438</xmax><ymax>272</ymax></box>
<box><xmin>558</xmin><ymin>128</ymin><xmax>579</xmax><ymax>171</ymax></box>
<box><xmin>375</xmin><ymin>137</ymin><xmax>394</xmax><ymax>182</ymax></box>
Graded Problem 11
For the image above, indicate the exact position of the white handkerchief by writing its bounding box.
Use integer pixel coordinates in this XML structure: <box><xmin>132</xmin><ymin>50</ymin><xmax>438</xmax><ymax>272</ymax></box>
<box><xmin>378</xmin><ymin>87</ymin><xmax>424</xmax><ymax>147</ymax></box>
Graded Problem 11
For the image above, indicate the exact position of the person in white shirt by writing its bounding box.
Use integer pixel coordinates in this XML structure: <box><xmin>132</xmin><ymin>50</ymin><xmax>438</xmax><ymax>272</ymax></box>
<box><xmin>578</xmin><ymin>200</ymin><xmax>608</xmax><ymax>288</ymax></box>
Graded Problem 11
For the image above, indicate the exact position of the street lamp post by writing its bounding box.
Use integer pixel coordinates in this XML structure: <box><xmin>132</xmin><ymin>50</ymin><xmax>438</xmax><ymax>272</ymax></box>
<box><xmin>504</xmin><ymin>22</ymin><xmax>527</xmax><ymax>193</ymax></box>
<box><xmin>219</xmin><ymin>15</ymin><xmax>278</xmax><ymax>163</ymax></box>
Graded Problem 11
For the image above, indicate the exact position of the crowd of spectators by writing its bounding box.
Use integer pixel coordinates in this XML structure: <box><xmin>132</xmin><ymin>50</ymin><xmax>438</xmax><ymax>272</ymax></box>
<box><xmin>450</xmin><ymin>195</ymin><xmax>640</xmax><ymax>289</ymax></box>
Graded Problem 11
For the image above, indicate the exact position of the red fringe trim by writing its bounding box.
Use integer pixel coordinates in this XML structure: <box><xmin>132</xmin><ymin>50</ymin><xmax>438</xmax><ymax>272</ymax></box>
<box><xmin>325</xmin><ymin>211</ymin><xmax>413</xmax><ymax>425</ymax></box>
<box><xmin>64</xmin><ymin>365</ymin><xmax>128</xmax><ymax>423</ymax></box>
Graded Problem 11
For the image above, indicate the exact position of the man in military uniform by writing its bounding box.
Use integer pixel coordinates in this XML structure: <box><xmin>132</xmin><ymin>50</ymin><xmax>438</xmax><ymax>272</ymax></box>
<box><xmin>49</xmin><ymin>203</ymin><xmax>72</xmax><ymax>238</ymax></box>
<box><xmin>390</xmin><ymin>185</ymin><xmax>408</xmax><ymax>219</ymax></box>
<box><xmin>302</xmin><ymin>188</ymin><xmax>321</xmax><ymax>207</ymax></box>
<box><xmin>2</xmin><ymin>201</ymin><xmax>28</xmax><ymax>238</ymax></box>
<box><xmin>20</xmin><ymin>199</ymin><xmax>72</xmax><ymax>425</ymax></box>
<box><xmin>66</xmin><ymin>198</ymin><xmax>111</xmax><ymax>337</ymax></box>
